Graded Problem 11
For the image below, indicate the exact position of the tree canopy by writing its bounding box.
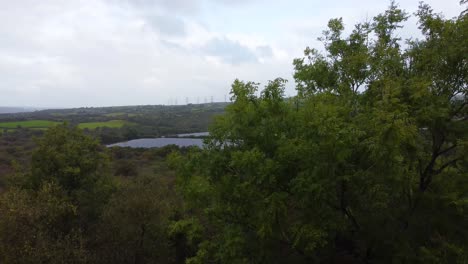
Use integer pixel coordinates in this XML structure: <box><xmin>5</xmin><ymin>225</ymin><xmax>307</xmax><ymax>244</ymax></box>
<box><xmin>0</xmin><ymin>2</ymin><xmax>466</xmax><ymax>264</ymax></box>
<box><xmin>172</xmin><ymin>2</ymin><xmax>467</xmax><ymax>263</ymax></box>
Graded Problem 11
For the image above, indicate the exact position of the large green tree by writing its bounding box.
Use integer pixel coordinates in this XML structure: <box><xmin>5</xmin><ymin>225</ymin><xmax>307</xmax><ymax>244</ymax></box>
<box><xmin>29</xmin><ymin>124</ymin><xmax>109</xmax><ymax>193</ymax></box>
<box><xmin>173</xmin><ymin>2</ymin><xmax>467</xmax><ymax>263</ymax></box>
<box><xmin>0</xmin><ymin>124</ymin><xmax>115</xmax><ymax>263</ymax></box>
<box><xmin>93</xmin><ymin>175</ymin><xmax>176</xmax><ymax>264</ymax></box>
<box><xmin>31</xmin><ymin>124</ymin><xmax>114</xmax><ymax>226</ymax></box>
<box><xmin>0</xmin><ymin>183</ymin><xmax>87</xmax><ymax>264</ymax></box>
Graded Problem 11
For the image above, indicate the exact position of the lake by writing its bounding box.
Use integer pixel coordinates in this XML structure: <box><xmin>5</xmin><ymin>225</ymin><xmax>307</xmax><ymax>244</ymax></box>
<box><xmin>175</xmin><ymin>132</ymin><xmax>209</xmax><ymax>137</ymax></box>
<box><xmin>107</xmin><ymin>137</ymin><xmax>204</xmax><ymax>148</ymax></box>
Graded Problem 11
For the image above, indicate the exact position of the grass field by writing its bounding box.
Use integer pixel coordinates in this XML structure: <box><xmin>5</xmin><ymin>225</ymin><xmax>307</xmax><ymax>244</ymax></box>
<box><xmin>0</xmin><ymin>120</ymin><xmax>60</xmax><ymax>129</ymax></box>
<box><xmin>78</xmin><ymin>120</ymin><xmax>128</xmax><ymax>129</ymax></box>
<box><xmin>0</xmin><ymin>119</ymin><xmax>129</xmax><ymax>131</ymax></box>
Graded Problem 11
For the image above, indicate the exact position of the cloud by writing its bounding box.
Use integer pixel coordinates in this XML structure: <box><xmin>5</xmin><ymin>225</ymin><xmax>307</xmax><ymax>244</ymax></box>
<box><xmin>0</xmin><ymin>0</ymin><xmax>464</xmax><ymax>107</ymax></box>
<box><xmin>143</xmin><ymin>14</ymin><xmax>187</xmax><ymax>37</ymax></box>
<box><xmin>209</xmin><ymin>0</ymin><xmax>262</xmax><ymax>6</ymax></box>
<box><xmin>0</xmin><ymin>0</ymin><xmax>286</xmax><ymax>107</ymax></box>
<box><xmin>122</xmin><ymin>0</ymin><xmax>200</xmax><ymax>15</ymax></box>
<box><xmin>256</xmin><ymin>45</ymin><xmax>273</xmax><ymax>58</ymax></box>
<box><xmin>123</xmin><ymin>0</ymin><xmax>260</xmax><ymax>15</ymax></box>
<box><xmin>202</xmin><ymin>37</ymin><xmax>259</xmax><ymax>64</ymax></box>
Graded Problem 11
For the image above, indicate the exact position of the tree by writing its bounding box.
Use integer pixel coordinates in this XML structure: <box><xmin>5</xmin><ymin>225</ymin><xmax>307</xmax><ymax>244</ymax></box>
<box><xmin>173</xmin><ymin>2</ymin><xmax>467</xmax><ymax>263</ymax></box>
<box><xmin>93</xmin><ymin>175</ymin><xmax>177</xmax><ymax>264</ymax></box>
<box><xmin>0</xmin><ymin>183</ymin><xmax>88</xmax><ymax>264</ymax></box>
<box><xmin>29</xmin><ymin>124</ymin><xmax>109</xmax><ymax>193</ymax></box>
<box><xmin>29</xmin><ymin>124</ymin><xmax>114</xmax><ymax>228</ymax></box>
<box><xmin>0</xmin><ymin>124</ymin><xmax>115</xmax><ymax>263</ymax></box>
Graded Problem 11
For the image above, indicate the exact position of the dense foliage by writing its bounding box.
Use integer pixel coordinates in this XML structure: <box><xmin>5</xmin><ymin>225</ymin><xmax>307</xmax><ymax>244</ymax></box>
<box><xmin>172</xmin><ymin>2</ymin><xmax>467</xmax><ymax>263</ymax></box>
<box><xmin>0</xmin><ymin>2</ymin><xmax>466</xmax><ymax>264</ymax></box>
<box><xmin>0</xmin><ymin>125</ymin><xmax>183</xmax><ymax>263</ymax></box>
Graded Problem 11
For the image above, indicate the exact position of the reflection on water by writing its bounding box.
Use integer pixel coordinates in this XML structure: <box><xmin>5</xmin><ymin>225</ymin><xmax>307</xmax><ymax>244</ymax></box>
<box><xmin>107</xmin><ymin>138</ymin><xmax>204</xmax><ymax>148</ymax></box>
<box><xmin>176</xmin><ymin>132</ymin><xmax>209</xmax><ymax>137</ymax></box>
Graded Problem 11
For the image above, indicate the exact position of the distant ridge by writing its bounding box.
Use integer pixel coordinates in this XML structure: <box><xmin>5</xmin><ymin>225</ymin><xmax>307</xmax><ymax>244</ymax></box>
<box><xmin>0</xmin><ymin>107</ymin><xmax>46</xmax><ymax>114</ymax></box>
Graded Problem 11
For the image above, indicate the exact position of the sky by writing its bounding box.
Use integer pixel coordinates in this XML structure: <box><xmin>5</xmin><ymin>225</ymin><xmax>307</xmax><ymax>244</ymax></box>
<box><xmin>0</xmin><ymin>0</ymin><xmax>464</xmax><ymax>108</ymax></box>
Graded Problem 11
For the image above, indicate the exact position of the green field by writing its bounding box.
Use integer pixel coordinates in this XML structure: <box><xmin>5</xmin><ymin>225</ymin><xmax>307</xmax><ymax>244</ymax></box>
<box><xmin>0</xmin><ymin>120</ymin><xmax>60</xmax><ymax>129</ymax></box>
<box><xmin>78</xmin><ymin>120</ymin><xmax>128</xmax><ymax>129</ymax></box>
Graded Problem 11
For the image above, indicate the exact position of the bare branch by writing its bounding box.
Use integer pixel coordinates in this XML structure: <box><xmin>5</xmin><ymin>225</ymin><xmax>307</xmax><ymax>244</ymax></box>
<box><xmin>437</xmin><ymin>144</ymin><xmax>457</xmax><ymax>156</ymax></box>
<box><xmin>434</xmin><ymin>158</ymin><xmax>460</xmax><ymax>175</ymax></box>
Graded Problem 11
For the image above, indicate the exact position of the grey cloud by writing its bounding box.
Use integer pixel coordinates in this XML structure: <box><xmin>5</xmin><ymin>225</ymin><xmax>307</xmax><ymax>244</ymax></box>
<box><xmin>203</xmin><ymin>37</ymin><xmax>258</xmax><ymax>65</ymax></box>
<box><xmin>144</xmin><ymin>14</ymin><xmax>186</xmax><ymax>36</ymax></box>
<box><xmin>256</xmin><ymin>45</ymin><xmax>273</xmax><ymax>58</ymax></box>
<box><xmin>122</xmin><ymin>0</ymin><xmax>258</xmax><ymax>15</ymax></box>
<box><xmin>211</xmin><ymin>0</ymin><xmax>261</xmax><ymax>6</ymax></box>
<box><xmin>122</xmin><ymin>0</ymin><xmax>200</xmax><ymax>14</ymax></box>
<box><xmin>160</xmin><ymin>39</ymin><xmax>185</xmax><ymax>50</ymax></box>
<box><xmin>0</xmin><ymin>0</ymin><xmax>281</xmax><ymax>107</ymax></box>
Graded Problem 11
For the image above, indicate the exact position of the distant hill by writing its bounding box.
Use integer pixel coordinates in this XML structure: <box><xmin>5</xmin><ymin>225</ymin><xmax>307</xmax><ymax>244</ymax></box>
<box><xmin>0</xmin><ymin>102</ymin><xmax>230</xmax><ymax>144</ymax></box>
<box><xmin>0</xmin><ymin>107</ymin><xmax>45</xmax><ymax>114</ymax></box>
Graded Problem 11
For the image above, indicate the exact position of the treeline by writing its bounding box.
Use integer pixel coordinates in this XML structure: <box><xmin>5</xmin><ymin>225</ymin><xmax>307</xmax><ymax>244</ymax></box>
<box><xmin>0</xmin><ymin>103</ymin><xmax>228</xmax><ymax>125</ymax></box>
<box><xmin>95</xmin><ymin>108</ymin><xmax>223</xmax><ymax>144</ymax></box>
<box><xmin>0</xmin><ymin>124</ymin><xmax>190</xmax><ymax>263</ymax></box>
<box><xmin>0</xmin><ymin>2</ymin><xmax>467</xmax><ymax>263</ymax></box>
<box><xmin>0</xmin><ymin>129</ymin><xmax>41</xmax><ymax>188</ymax></box>
<box><xmin>0</xmin><ymin>103</ymin><xmax>227</xmax><ymax>144</ymax></box>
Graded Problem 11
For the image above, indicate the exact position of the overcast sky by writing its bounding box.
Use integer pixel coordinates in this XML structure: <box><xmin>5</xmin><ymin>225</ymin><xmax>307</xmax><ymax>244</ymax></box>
<box><xmin>0</xmin><ymin>0</ymin><xmax>464</xmax><ymax>107</ymax></box>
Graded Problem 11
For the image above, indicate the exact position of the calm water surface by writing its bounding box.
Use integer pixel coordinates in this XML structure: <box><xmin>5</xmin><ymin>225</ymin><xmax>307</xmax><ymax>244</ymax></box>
<box><xmin>107</xmin><ymin>137</ymin><xmax>204</xmax><ymax>148</ymax></box>
<box><xmin>176</xmin><ymin>132</ymin><xmax>209</xmax><ymax>137</ymax></box>
<box><xmin>108</xmin><ymin>132</ymin><xmax>209</xmax><ymax>148</ymax></box>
